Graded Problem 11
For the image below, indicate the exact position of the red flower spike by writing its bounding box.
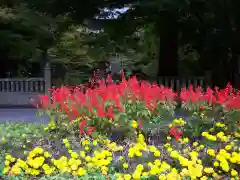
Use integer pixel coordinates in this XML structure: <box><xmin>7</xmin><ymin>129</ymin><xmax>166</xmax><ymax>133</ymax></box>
<box><xmin>199</xmin><ymin>106</ymin><xmax>204</xmax><ymax>111</ymax></box>
<box><xmin>169</xmin><ymin>127</ymin><xmax>182</xmax><ymax>140</ymax></box>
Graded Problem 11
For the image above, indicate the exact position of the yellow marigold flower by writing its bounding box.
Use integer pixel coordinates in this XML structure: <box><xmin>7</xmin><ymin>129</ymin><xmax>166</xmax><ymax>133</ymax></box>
<box><xmin>154</xmin><ymin>150</ymin><xmax>161</xmax><ymax>157</ymax></box>
<box><xmin>63</xmin><ymin>138</ymin><xmax>68</xmax><ymax>144</ymax></box>
<box><xmin>166</xmin><ymin>136</ymin><xmax>172</xmax><ymax>140</ymax></box>
<box><xmin>71</xmin><ymin>152</ymin><xmax>79</xmax><ymax>159</ymax></box>
<box><xmin>200</xmin><ymin>176</ymin><xmax>208</xmax><ymax>180</ymax></box>
<box><xmin>197</xmin><ymin>159</ymin><xmax>202</xmax><ymax>164</ymax></box>
<box><xmin>209</xmin><ymin>128</ymin><xmax>214</xmax><ymax>132</ymax></box>
<box><xmin>128</xmin><ymin>152</ymin><xmax>134</xmax><ymax>158</ymax></box>
<box><xmin>216</xmin><ymin>122</ymin><xmax>223</xmax><ymax>127</ymax></box>
<box><xmin>135</xmin><ymin>151</ymin><xmax>142</xmax><ymax>157</ymax></box>
<box><xmin>201</xmin><ymin>132</ymin><xmax>208</xmax><ymax>136</ymax></box>
<box><xmin>10</xmin><ymin>165</ymin><xmax>21</xmax><ymax>175</ymax></box>
<box><xmin>170</xmin><ymin>151</ymin><xmax>179</xmax><ymax>159</ymax></box>
<box><xmin>204</xmin><ymin>167</ymin><xmax>215</xmax><ymax>174</ymax></box>
<box><xmin>77</xmin><ymin>167</ymin><xmax>86</xmax><ymax>176</ymax></box>
<box><xmin>80</xmin><ymin>151</ymin><xmax>85</xmax><ymax>158</ymax></box>
<box><xmin>3</xmin><ymin>167</ymin><xmax>10</xmax><ymax>174</ymax></box>
<box><xmin>65</xmin><ymin>143</ymin><xmax>70</xmax><ymax>149</ymax></box>
<box><xmin>87</xmin><ymin>162</ymin><xmax>94</xmax><ymax>168</ymax></box>
<box><xmin>164</xmin><ymin>143</ymin><xmax>171</xmax><ymax>148</ymax></box>
<box><xmin>136</xmin><ymin>164</ymin><xmax>144</xmax><ymax>171</ymax></box>
<box><xmin>193</xmin><ymin>142</ymin><xmax>198</xmax><ymax>146</ymax></box>
<box><xmin>92</xmin><ymin>140</ymin><xmax>98</xmax><ymax>146</ymax></box>
<box><xmin>124</xmin><ymin>174</ymin><xmax>131</xmax><ymax>180</ymax></box>
<box><xmin>225</xmin><ymin>145</ymin><xmax>232</xmax><ymax>151</ymax></box>
<box><xmin>119</xmin><ymin>156</ymin><xmax>124</xmax><ymax>161</ymax></box>
<box><xmin>117</xmin><ymin>177</ymin><xmax>124</xmax><ymax>180</ymax></box>
<box><xmin>158</xmin><ymin>174</ymin><xmax>166</xmax><ymax>180</ymax></box>
<box><xmin>132</xmin><ymin>171</ymin><xmax>141</xmax><ymax>179</ymax></box>
<box><xmin>154</xmin><ymin>159</ymin><xmax>161</xmax><ymax>166</ymax></box>
<box><xmin>212</xmin><ymin>173</ymin><xmax>218</xmax><ymax>178</ymax></box>
<box><xmin>220</xmin><ymin>160</ymin><xmax>230</xmax><ymax>172</ymax></box>
<box><xmin>85</xmin><ymin>156</ymin><xmax>91</xmax><ymax>162</ymax></box>
<box><xmin>32</xmin><ymin>147</ymin><xmax>43</xmax><ymax>154</ymax></box>
<box><xmin>183</xmin><ymin>138</ymin><xmax>189</xmax><ymax>143</ymax></box>
<box><xmin>214</xmin><ymin>161</ymin><xmax>219</xmax><ymax>167</ymax></box>
<box><xmin>44</xmin><ymin>152</ymin><xmax>51</xmax><ymax>158</ymax></box>
<box><xmin>1</xmin><ymin>137</ymin><xmax>6</xmax><ymax>143</ymax></box>
<box><xmin>231</xmin><ymin>169</ymin><xmax>238</xmax><ymax>176</ymax></box>
<box><xmin>207</xmin><ymin>149</ymin><xmax>216</xmax><ymax>157</ymax></box>
<box><xmin>123</xmin><ymin>163</ymin><xmax>129</xmax><ymax>169</ymax></box>
<box><xmin>217</xmin><ymin>132</ymin><xmax>224</xmax><ymax>138</ymax></box>
<box><xmin>131</xmin><ymin>120</ymin><xmax>138</xmax><ymax>128</ymax></box>
<box><xmin>4</xmin><ymin>160</ymin><xmax>10</xmax><ymax>166</ymax></box>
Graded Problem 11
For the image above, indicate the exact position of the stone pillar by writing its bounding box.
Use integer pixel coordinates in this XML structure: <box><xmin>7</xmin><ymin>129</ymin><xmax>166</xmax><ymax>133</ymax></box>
<box><xmin>205</xmin><ymin>71</ymin><xmax>212</xmax><ymax>88</ymax></box>
<box><xmin>44</xmin><ymin>62</ymin><xmax>51</xmax><ymax>96</ymax></box>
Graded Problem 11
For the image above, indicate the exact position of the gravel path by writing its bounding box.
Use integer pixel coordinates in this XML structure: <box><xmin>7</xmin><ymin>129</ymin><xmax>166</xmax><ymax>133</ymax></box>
<box><xmin>0</xmin><ymin>108</ymin><xmax>49</xmax><ymax>123</ymax></box>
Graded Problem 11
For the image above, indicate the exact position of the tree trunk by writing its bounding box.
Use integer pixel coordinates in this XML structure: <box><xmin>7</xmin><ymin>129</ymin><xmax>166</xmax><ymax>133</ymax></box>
<box><xmin>157</xmin><ymin>11</ymin><xmax>178</xmax><ymax>77</ymax></box>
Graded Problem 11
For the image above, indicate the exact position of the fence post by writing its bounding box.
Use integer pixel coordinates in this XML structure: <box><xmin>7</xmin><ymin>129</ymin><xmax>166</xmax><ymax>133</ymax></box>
<box><xmin>205</xmin><ymin>71</ymin><xmax>212</xmax><ymax>88</ymax></box>
<box><xmin>44</xmin><ymin>62</ymin><xmax>51</xmax><ymax>97</ymax></box>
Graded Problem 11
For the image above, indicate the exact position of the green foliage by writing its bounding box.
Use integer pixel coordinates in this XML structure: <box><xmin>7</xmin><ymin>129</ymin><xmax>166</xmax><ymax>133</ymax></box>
<box><xmin>0</xmin><ymin>123</ymin><xmax>46</xmax><ymax>157</ymax></box>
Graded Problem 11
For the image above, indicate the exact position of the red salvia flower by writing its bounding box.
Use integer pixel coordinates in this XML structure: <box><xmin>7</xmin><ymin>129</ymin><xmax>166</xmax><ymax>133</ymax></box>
<box><xmin>199</xmin><ymin>106</ymin><xmax>204</xmax><ymax>111</ymax></box>
<box><xmin>169</xmin><ymin>127</ymin><xmax>182</xmax><ymax>140</ymax></box>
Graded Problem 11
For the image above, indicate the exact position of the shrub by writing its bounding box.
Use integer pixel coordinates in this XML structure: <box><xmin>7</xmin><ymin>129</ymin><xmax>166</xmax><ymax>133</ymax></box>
<box><xmin>35</xmin><ymin>73</ymin><xmax>177</xmax><ymax>140</ymax></box>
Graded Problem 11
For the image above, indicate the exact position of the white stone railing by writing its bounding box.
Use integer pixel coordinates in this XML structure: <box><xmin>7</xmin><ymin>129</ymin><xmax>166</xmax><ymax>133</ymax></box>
<box><xmin>0</xmin><ymin>78</ymin><xmax>45</xmax><ymax>93</ymax></box>
<box><xmin>157</xmin><ymin>76</ymin><xmax>206</xmax><ymax>92</ymax></box>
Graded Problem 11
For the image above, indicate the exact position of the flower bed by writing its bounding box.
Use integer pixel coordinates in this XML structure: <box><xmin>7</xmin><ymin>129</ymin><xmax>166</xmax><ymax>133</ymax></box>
<box><xmin>2</xmin><ymin>74</ymin><xmax>240</xmax><ymax>179</ymax></box>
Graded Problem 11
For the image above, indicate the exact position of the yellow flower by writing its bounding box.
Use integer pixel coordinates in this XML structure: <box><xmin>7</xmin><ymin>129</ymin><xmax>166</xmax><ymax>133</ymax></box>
<box><xmin>167</xmin><ymin>136</ymin><xmax>172</xmax><ymax>140</ymax></box>
<box><xmin>213</xmin><ymin>161</ymin><xmax>219</xmax><ymax>167</ymax></box>
<box><xmin>200</xmin><ymin>176</ymin><xmax>208</xmax><ymax>180</ymax></box>
<box><xmin>204</xmin><ymin>167</ymin><xmax>214</xmax><ymax>174</ymax></box>
<box><xmin>183</xmin><ymin>138</ymin><xmax>189</xmax><ymax>143</ymax></box>
<box><xmin>10</xmin><ymin>165</ymin><xmax>21</xmax><ymax>175</ymax></box>
<box><xmin>131</xmin><ymin>120</ymin><xmax>138</xmax><ymax>128</ymax></box>
<box><xmin>1</xmin><ymin>137</ymin><xmax>6</xmax><ymax>143</ymax></box>
<box><xmin>123</xmin><ymin>163</ymin><xmax>129</xmax><ymax>169</ymax></box>
<box><xmin>93</xmin><ymin>140</ymin><xmax>98</xmax><ymax>146</ymax></box>
<box><xmin>32</xmin><ymin>147</ymin><xmax>44</xmax><ymax>154</ymax></box>
<box><xmin>85</xmin><ymin>156</ymin><xmax>91</xmax><ymax>162</ymax></box>
<box><xmin>231</xmin><ymin>169</ymin><xmax>238</xmax><ymax>176</ymax></box>
<box><xmin>119</xmin><ymin>156</ymin><xmax>124</xmax><ymax>161</ymax></box>
<box><xmin>225</xmin><ymin>145</ymin><xmax>232</xmax><ymax>151</ymax></box>
<box><xmin>80</xmin><ymin>151</ymin><xmax>86</xmax><ymax>158</ymax></box>
<box><xmin>193</xmin><ymin>142</ymin><xmax>198</xmax><ymax>146</ymax></box>
<box><xmin>63</xmin><ymin>139</ymin><xmax>68</xmax><ymax>143</ymax></box>
<box><xmin>44</xmin><ymin>152</ymin><xmax>51</xmax><ymax>158</ymax></box>
<box><xmin>154</xmin><ymin>150</ymin><xmax>161</xmax><ymax>157</ymax></box>
<box><xmin>132</xmin><ymin>171</ymin><xmax>141</xmax><ymax>179</ymax></box>
<box><xmin>154</xmin><ymin>159</ymin><xmax>161</xmax><ymax>166</ymax></box>
<box><xmin>158</xmin><ymin>174</ymin><xmax>166</xmax><ymax>180</ymax></box>
<box><xmin>4</xmin><ymin>160</ymin><xmax>10</xmax><ymax>166</ymax></box>
<box><xmin>77</xmin><ymin>167</ymin><xmax>86</xmax><ymax>176</ymax></box>
<box><xmin>71</xmin><ymin>152</ymin><xmax>79</xmax><ymax>159</ymax></box>
<box><xmin>207</xmin><ymin>149</ymin><xmax>216</xmax><ymax>157</ymax></box>
<box><xmin>124</xmin><ymin>174</ymin><xmax>131</xmax><ymax>180</ymax></box>
<box><xmin>170</xmin><ymin>151</ymin><xmax>179</xmax><ymax>159</ymax></box>
<box><xmin>3</xmin><ymin>167</ymin><xmax>10</xmax><ymax>174</ymax></box>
